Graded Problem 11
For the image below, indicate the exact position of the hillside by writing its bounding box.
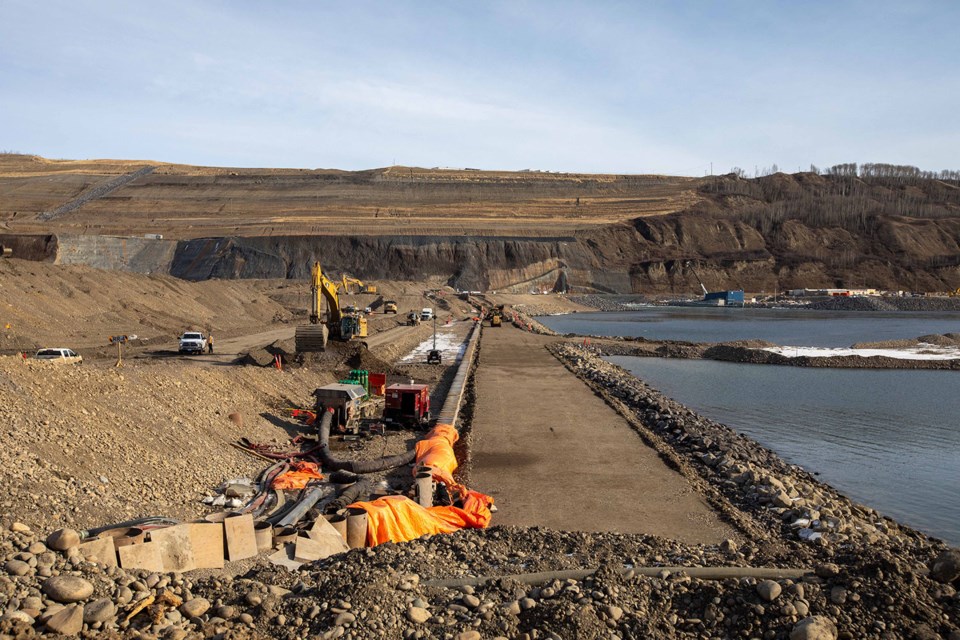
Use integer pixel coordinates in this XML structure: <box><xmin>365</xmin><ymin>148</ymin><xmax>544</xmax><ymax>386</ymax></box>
<box><xmin>0</xmin><ymin>154</ymin><xmax>699</xmax><ymax>238</ymax></box>
<box><xmin>2</xmin><ymin>155</ymin><xmax>960</xmax><ymax>293</ymax></box>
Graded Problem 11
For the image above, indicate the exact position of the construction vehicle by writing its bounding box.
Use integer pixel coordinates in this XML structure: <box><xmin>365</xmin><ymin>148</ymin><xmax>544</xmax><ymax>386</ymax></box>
<box><xmin>296</xmin><ymin>261</ymin><xmax>367</xmax><ymax>351</ymax></box>
<box><xmin>426</xmin><ymin>315</ymin><xmax>442</xmax><ymax>364</ymax></box>
<box><xmin>341</xmin><ymin>274</ymin><xmax>377</xmax><ymax>294</ymax></box>
<box><xmin>685</xmin><ymin>261</ymin><xmax>710</xmax><ymax>297</ymax></box>
<box><xmin>383</xmin><ymin>383</ymin><xmax>431</xmax><ymax>429</ymax></box>
<box><xmin>340</xmin><ymin>314</ymin><xmax>368</xmax><ymax>340</ymax></box>
<box><xmin>407</xmin><ymin>311</ymin><xmax>421</xmax><ymax>326</ymax></box>
<box><xmin>384</xmin><ymin>300</ymin><xmax>398</xmax><ymax>314</ymax></box>
<box><xmin>0</xmin><ymin>244</ymin><xmax>11</xmax><ymax>258</ymax></box>
<box><xmin>487</xmin><ymin>304</ymin><xmax>504</xmax><ymax>327</ymax></box>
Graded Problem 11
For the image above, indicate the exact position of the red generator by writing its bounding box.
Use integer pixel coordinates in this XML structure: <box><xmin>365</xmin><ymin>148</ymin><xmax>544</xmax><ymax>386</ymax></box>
<box><xmin>383</xmin><ymin>383</ymin><xmax>431</xmax><ymax>429</ymax></box>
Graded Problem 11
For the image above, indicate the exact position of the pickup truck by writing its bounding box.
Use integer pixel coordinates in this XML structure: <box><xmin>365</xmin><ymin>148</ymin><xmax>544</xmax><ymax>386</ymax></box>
<box><xmin>34</xmin><ymin>348</ymin><xmax>82</xmax><ymax>365</ymax></box>
<box><xmin>178</xmin><ymin>332</ymin><xmax>208</xmax><ymax>355</ymax></box>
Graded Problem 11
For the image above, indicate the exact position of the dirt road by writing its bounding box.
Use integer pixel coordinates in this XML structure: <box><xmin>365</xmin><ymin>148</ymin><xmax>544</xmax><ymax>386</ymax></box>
<box><xmin>469</xmin><ymin>325</ymin><xmax>738</xmax><ymax>545</ymax></box>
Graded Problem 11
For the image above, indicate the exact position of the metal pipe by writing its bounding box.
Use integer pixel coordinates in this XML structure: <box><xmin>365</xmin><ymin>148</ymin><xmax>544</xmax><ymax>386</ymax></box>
<box><xmin>415</xmin><ymin>471</ymin><xmax>434</xmax><ymax>508</ymax></box>
<box><xmin>324</xmin><ymin>513</ymin><xmax>347</xmax><ymax>540</ymax></box>
<box><xmin>345</xmin><ymin>507</ymin><xmax>368</xmax><ymax>549</ymax></box>
<box><xmin>423</xmin><ymin>565</ymin><xmax>811</xmax><ymax>588</ymax></box>
<box><xmin>277</xmin><ymin>485</ymin><xmax>332</xmax><ymax>527</ymax></box>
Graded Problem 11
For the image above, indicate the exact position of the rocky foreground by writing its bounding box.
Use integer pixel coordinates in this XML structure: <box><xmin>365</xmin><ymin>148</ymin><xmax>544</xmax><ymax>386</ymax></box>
<box><xmin>1</xmin><ymin>343</ymin><xmax>958</xmax><ymax>639</ymax></box>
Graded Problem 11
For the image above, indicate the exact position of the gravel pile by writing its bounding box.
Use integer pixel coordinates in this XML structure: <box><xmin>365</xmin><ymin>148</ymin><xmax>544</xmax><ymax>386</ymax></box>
<box><xmin>1</xmin><ymin>331</ymin><xmax>958</xmax><ymax>638</ymax></box>
<box><xmin>568</xmin><ymin>295</ymin><xmax>649</xmax><ymax>312</ymax></box>
<box><xmin>804</xmin><ymin>297</ymin><xmax>960</xmax><ymax>312</ymax></box>
<box><xmin>0</xmin><ymin>356</ymin><xmax>330</xmax><ymax>530</ymax></box>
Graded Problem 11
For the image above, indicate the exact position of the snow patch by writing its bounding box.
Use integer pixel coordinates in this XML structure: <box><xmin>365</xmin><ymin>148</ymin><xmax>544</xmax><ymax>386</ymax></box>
<box><xmin>763</xmin><ymin>343</ymin><xmax>960</xmax><ymax>361</ymax></box>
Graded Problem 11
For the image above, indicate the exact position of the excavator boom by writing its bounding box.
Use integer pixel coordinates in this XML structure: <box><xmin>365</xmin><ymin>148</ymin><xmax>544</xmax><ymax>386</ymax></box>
<box><xmin>297</xmin><ymin>261</ymin><xmax>343</xmax><ymax>352</ymax></box>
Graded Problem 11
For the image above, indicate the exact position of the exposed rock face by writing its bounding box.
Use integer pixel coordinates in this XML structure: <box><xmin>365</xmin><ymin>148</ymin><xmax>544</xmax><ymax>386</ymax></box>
<box><xmin>4</xmin><ymin>165</ymin><xmax>960</xmax><ymax>293</ymax></box>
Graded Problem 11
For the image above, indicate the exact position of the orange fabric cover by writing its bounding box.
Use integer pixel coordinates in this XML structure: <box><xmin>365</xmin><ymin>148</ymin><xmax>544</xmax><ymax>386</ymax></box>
<box><xmin>414</xmin><ymin>423</ymin><xmax>459</xmax><ymax>485</ymax></box>
<box><xmin>271</xmin><ymin>461</ymin><xmax>324</xmax><ymax>490</ymax></box>
<box><xmin>348</xmin><ymin>492</ymin><xmax>495</xmax><ymax>546</ymax></box>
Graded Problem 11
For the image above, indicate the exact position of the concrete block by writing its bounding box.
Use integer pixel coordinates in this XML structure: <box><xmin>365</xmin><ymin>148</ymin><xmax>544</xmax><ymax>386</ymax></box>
<box><xmin>78</xmin><ymin>536</ymin><xmax>117</xmax><ymax>567</ymax></box>
<box><xmin>149</xmin><ymin>525</ymin><xmax>196</xmax><ymax>573</ymax></box>
<box><xmin>267</xmin><ymin>543</ymin><xmax>302</xmax><ymax>571</ymax></box>
<box><xmin>187</xmin><ymin>522</ymin><xmax>225</xmax><ymax>569</ymax></box>
<box><xmin>118</xmin><ymin>541</ymin><xmax>164</xmax><ymax>572</ymax></box>
<box><xmin>299</xmin><ymin>530</ymin><xmax>348</xmax><ymax>561</ymax></box>
<box><xmin>223</xmin><ymin>513</ymin><xmax>257</xmax><ymax>561</ymax></box>
<box><xmin>307</xmin><ymin>517</ymin><xmax>349</xmax><ymax>556</ymax></box>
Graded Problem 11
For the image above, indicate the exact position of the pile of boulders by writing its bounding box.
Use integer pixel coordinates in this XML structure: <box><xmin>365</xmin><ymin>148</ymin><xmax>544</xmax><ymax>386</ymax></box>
<box><xmin>5</xmin><ymin>519</ymin><xmax>959</xmax><ymax>639</ymax></box>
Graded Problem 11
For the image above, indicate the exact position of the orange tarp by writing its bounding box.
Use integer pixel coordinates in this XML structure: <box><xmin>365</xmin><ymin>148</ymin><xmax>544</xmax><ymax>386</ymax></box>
<box><xmin>271</xmin><ymin>461</ymin><xmax>324</xmax><ymax>490</ymax></box>
<box><xmin>348</xmin><ymin>492</ymin><xmax>495</xmax><ymax>546</ymax></box>
<box><xmin>414</xmin><ymin>423</ymin><xmax>459</xmax><ymax>486</ymax></box>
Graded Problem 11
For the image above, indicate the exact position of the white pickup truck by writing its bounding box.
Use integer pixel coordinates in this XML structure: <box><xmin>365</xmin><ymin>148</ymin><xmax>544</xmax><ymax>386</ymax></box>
<box><xmin>34</xmin><ymin>348</ymin><xmax>82</xmax><ymax>365</ymax></box>
<box><xmin>178</xmin><ymin>332</ymin><xmax>208</xmax><ymax>355</ymax></box>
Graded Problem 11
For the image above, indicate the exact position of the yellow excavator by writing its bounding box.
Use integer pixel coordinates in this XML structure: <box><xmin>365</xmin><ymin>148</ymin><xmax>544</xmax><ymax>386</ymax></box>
<box><xmin>341</xmin><ymin>274</ymin><xmax>377</xmax><ymax>294</ymax></box>
<box><xmin>295</xmin><ymin>262</ymin><xmax>367</xmax><ymax>352</ymax></box>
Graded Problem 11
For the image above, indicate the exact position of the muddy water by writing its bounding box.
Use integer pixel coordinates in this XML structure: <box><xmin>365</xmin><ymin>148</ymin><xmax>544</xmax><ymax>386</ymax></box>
<box><xmin>608</xmin><ymin>356</ymin><xmax>960</xmax><ymax>546</ymax></box>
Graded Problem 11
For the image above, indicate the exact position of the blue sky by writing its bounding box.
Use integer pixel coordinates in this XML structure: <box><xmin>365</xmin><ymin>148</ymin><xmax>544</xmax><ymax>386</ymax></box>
<box><xmin>1</xmin><ymin>1</ymin><xmax>957</xmax><ymax>174</ymax></box>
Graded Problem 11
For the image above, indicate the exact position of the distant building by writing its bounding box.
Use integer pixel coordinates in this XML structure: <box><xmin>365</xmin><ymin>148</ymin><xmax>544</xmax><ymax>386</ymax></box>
<box><xmin>703</xmin><ymin>290</ymin><xmax>744</xmax><ymax>305</ymax></box>
<box><xmin>786</xmin><ymin>288</ymin><xmax>878</xmax><ymax>297</ymax></box>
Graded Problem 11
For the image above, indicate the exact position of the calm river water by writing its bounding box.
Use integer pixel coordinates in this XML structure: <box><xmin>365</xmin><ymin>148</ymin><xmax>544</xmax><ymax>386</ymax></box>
<box><xmin>541</xmin><ymin>306</ymin><xmax>960</xmax><ymax>347</ymax></box>
<box><xmin>538</xmin><ymin>309</ymin><xmax>960</xmax><ymax>545</ymax></box>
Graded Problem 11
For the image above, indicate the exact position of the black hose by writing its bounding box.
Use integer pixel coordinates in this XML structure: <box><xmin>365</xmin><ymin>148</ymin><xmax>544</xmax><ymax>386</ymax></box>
<box><xmin>325</xmin><ymin>478</ymin><xmax>374</xmax><ymax>514</ymax></box>
<box><xmin>83</xmin><ymin>516</ymin><xmax>180</xmax><ymax>539</ymax></box>
<box><xmin>317</xmin><ymin>409</ymin><xmax>416</xmax><ymax>473</ymax></box>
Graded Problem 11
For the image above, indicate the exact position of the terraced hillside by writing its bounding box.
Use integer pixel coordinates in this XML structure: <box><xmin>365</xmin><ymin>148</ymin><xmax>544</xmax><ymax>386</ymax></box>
<box><xmin>0</xmin><ymin>154</ymin><xmax>701</xmax><ymax>238</ymax></box>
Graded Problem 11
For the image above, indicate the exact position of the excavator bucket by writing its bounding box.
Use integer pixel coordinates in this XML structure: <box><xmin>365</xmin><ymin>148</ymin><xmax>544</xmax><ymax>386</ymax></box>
<box><xmin>295</xmin><ymin>324</ymin><xmax>329</xmax><ymax>352</ymax></box>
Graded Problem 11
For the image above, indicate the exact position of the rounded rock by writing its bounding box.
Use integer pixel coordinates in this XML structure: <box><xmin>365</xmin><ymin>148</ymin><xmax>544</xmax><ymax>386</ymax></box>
<box><xmin>42</xmin><ymin>575</ymin><xmax>94</xmax><ymax>603</ymax></box>
<box><xmin>814</xmin><ymin>563</ymin><xmax>840</xmax><ymax>579</ymax></box>
<box><xmin>930</xmin><ymin>548</ymin><xmax>960</xmax><ymax>584</ymax></box>
<box><xmin>334</xmin><ymin>612</ymin><xmax>356</xmax><ymax>626</ymax></box>
<box><xmin>83</xmin><ymin>598</ymin><xmax>116</xmax><ymax>624</ymax></box>
<box><xmin>45</xmin><ymin>604</ymin><xmax>84</xmax><ymax>636</ymax></box>
<box><xmin>10</xmin><ymin>522</ymin><xmax>31</xmax><ymax>533</ymax></box>
<box><xmin>46</xmin><ymin>529</ymin><xmax>81</xmax><ymax>552</ymax></box>
<box><xmin>790</xmin><ymin>615</ymin><xmax>838</xmax><ymax>640</ymax></box>
<box><xmin>456</xmin><ymin>631</ymin><xmax>482</xmax><ymax>640</ymax></box>
<box><xmin>462</xmin><ymin>594</ymin><xmax>480</xmax><ymax>609</ymax></box>
<box><xmin>407</xmin><ymin>607</ymin><xmax>431</xmax><ymax>624</ymax></box>
<box><xmin>2</xmin><ymin>610</ymin><xmax>35</xmax><ymax>625</ymax></box>
<box><xmin>180</xmin><ymin>597</ymin><xmax>211</xmax><ymax>618</ymax></box>
<box><xmin>757</xmin><ymin>580</ymin><xmax>782</xmax><ymax>602</ymax></box>
<box><xmin>829</xmin><ymin>586</ymin><xmax>847</xmax><ymax>605</ymax></box>
<box><xmin>5</xmin><ymin>560</ymin><xmax>30</xmax><ymax>576</ymax></box>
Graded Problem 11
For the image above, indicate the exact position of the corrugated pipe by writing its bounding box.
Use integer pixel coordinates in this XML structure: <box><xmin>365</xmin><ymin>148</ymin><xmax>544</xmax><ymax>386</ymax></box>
<box><xmin>317</xmin><ymin>408</ymin><xmax>416</xmax><ymax>473</ymax></box>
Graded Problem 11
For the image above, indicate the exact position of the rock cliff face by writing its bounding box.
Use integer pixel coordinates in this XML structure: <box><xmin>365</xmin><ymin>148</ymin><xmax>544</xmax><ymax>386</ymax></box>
<box><xmin>6</xmin><ymin>209</ymin><xmax>960</xmax><ymax>294</ymax></box>
<box><xmin>5</xmin><ymin>164</ymin><xmax>960</xmax><ymax>293</ymax></box>
<box><xmin>159</xmin><ymin>211</ymin><xmax>960</xmax><ymax>293</ymax></box>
